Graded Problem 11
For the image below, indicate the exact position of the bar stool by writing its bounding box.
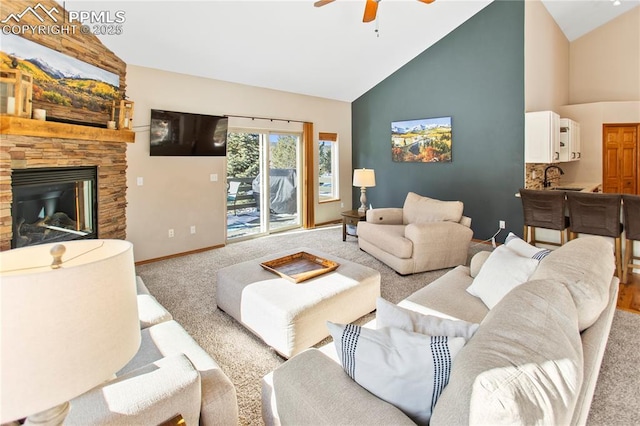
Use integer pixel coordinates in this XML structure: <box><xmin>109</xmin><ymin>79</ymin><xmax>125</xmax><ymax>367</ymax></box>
<box><xmin>566</xmin><ymin>192</ymin><xmax>623</xmax><ymax>278</ymax></box>
<box><xmin>622</xmin><ymin>194</ymin><xmax>640</xmax><ymax>284</ymax></box>
<box><xmin>519</xmin><ymin>188</ymin><xmax>570</xmax><ymax>247</ymax></box>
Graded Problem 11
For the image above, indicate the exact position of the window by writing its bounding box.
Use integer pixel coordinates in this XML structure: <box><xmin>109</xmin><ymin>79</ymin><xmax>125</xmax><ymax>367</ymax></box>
<box><xmin>318</xmin><ymin>132</ymin><xmax>338</xmax><ymax>202</ymax></box>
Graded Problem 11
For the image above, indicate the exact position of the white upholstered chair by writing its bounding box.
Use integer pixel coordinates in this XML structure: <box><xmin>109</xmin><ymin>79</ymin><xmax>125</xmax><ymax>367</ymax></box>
<box><xmin>357</xmin><ymin>192</ymin><xmax>473</xmax><ymax>275</ymax></box>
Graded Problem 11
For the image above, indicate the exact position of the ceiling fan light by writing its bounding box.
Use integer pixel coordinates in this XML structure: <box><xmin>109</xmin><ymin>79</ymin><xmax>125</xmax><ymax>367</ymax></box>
<box><xmin>613</xmin><ymin>0</ymin><xmax>621</xmax><ymax>5</ymax></box>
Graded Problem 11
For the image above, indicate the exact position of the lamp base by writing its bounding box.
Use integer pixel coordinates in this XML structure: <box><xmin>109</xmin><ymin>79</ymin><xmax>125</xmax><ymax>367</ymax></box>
<box><xmin>25</xmin><ymin>402</ymin><xmax>69</xmax><ymax>426</ymax></box>
<box><xmin>358</xmin><ymin>187</ymin><xmax>368</xmax><ymax>214</ymax></box>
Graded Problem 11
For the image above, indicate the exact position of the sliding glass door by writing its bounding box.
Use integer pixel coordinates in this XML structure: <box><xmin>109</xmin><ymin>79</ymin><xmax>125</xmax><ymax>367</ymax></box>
<box><xmin>226</xmin><ymin>130</ymin><xmax>301</xmax><ymax>240</ymax></box>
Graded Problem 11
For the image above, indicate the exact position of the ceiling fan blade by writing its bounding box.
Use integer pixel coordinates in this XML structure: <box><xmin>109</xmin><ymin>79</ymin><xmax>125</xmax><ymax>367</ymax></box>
<box><xmin>363</xmin><ymin>0</ymin><xmax>379</xmax><ymax>22</ymax></box>
<box><xmin>417</xmin><ymin>0</ymin><xmax>436</xmax><ymax>3</ymax></box>
<box><xmin>314</xmin><ymin>0</ymin><xmax>335</xmax><ymax>7</ymax></box>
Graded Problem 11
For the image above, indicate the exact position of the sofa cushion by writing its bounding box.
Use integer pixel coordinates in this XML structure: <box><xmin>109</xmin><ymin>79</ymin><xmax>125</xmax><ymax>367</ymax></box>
<box><xmin>327</xmin><ymin>321</ymin><xmax>465</xmax><ymax>426</ymax></box>
<box><xmin>431</xmin><ymin>279</ymin><xmax>583</xmax><ymax>426</ymax></box>
<box><xmin>265</xmin><ymin>349</ymin><xmax>416</xmax><ymax>425</ymax></box>
<box><xmin>403</xmin><ymin>265</ymin><xmax>488</xmax><ymax>324</ymax></box>
<box><xmin>466</xmin><ymin>245</ymin><xmax>539</xmax><ymax>309</ymax></box>
<box><xmin>68</xmin><ymin>354</ymin><xmax>202</xmax><ymax>426</ymax></box>
<box><xmin>357</xmin><ymin>222</ymin><xmax>413</xmax><ymax>258</ymax></box>
<box><xmin>136</xmin><ymin>275</ymin><xmax>151</xmax><ymax>295</ymax></box>
<box><xmin>529</xmin><ymin>236</ymin><xmax>615</xmax><ymax>331</ymax></box>
<box><xmin>376</xmin><ymin>297</ymin><xmax>479</xmax><ymax>340</ymax></box>
<box><xmin>137</xmin><ymin>294</ymin><xmax>174</xmax><ymax>329</ymax></box>
<box><xmin>402</xmin><ymin>192</ymin><xmax>463</xmax><ymax>225</ymax></box>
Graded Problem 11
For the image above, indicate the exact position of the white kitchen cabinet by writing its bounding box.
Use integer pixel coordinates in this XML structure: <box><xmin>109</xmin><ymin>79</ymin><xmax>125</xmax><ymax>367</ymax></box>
<box><xmin>525</xmin><ymin>111</ymin><xmax>560</xmax><ymax>163</ymax></box>
<box><xmin>559</xmin><ymin>118</ymin><xmax>581</xmax><ymax>162</ymax></box>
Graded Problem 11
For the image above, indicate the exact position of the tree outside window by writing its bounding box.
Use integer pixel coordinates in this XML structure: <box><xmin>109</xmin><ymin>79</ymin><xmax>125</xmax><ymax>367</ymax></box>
<box><xmin>318</xmin><ymin>133</ymin><xmax>338</xmax><ymax>202</ymax></box>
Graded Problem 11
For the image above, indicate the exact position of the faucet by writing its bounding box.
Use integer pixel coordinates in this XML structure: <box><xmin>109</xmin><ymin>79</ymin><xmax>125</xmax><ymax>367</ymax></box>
<box><xmin>543</xmin><ymin>165</ymin><xmax>564</xmax><ymax>188</ymax></box>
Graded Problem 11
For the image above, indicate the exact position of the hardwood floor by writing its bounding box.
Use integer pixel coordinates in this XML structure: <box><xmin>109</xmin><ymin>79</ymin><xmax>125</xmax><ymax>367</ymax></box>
<box><xmin>618</xmin><ymin>273</ymin><xmax>640</xmax><ymax>314</ymax></box>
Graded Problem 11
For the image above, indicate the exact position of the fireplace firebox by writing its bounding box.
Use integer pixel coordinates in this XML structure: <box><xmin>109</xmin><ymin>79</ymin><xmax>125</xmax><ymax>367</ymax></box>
<box><xmin>11</xmin><ymin>167</ymin><xmax>98</xmax><ymax>248</ymax></box>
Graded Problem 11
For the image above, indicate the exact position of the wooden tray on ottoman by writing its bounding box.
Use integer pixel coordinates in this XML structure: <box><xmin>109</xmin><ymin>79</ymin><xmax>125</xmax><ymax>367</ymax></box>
<box><xmin>260</xmin><ymin>252</ymin><xmax>339</xmax><ymax>283</ymax></box>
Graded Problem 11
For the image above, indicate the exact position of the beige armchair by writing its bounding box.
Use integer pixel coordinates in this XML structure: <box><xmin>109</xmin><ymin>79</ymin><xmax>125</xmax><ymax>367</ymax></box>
<box><xmin>357</xmin><ymin>192</ymin><xmax>473</xmax><ymax>275</ymax></box>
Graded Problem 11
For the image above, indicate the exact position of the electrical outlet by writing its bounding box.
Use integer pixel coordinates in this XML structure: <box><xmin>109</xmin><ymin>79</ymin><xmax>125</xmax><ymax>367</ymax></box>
<box><xmin>168</xmin><ymin>229</ymin><xmax>174</xmax><ymax>238</ymax></box>
<box><xmin>190</xmin><ymin>225</ymin><xmax>196</xmax><ymax>234</ymax></box>
<box><xmin>499</xmin><ymin>220</ymin><xmax>506</xmax><ymax>229</ymax></box>
<box><xmin>210</xmin><ymin>174</ymin><xmax>218</xmax><ymax>182</ymax></box>
<box><xmin>340</xmin><ymin>202</ymin><xmax>344</xmax><ymax>208</ymax></box>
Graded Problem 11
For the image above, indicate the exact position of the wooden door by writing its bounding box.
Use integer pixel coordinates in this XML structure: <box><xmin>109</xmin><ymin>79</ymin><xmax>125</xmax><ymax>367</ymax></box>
<box><xmin>602</xmin><ymin>124</ymin><xmax>639</xmax><ymax>194</ymax></box>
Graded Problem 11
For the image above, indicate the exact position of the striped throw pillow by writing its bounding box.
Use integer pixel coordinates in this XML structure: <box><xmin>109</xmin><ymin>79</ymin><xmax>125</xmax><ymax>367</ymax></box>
<box><xmin>327</xmin><ymin>321</ymin><xmax>466</xmax><ymax>425</ymax></box>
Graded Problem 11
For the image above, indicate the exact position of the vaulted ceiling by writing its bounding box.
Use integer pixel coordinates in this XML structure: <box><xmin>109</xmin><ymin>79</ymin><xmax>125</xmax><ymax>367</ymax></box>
<box><xmin>66</xmin><ymin>0</ymin><xmax>640</xmax><ymax>102</ymax></box>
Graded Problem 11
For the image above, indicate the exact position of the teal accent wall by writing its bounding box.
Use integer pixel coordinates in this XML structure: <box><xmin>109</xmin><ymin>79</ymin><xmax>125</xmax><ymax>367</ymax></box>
<box><xmin>352</xmin><ymin>0</ymin><xmax>525</xmax><ymax>241</ymax></box>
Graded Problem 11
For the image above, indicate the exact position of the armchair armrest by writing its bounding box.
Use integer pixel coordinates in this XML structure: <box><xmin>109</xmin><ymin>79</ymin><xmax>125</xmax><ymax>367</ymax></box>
<box><xmin>67</xmin><ymin>354</ymin><xmax>202</xmax><ymax>426</ymax></box>
<box><xmin>460</xmin><ymin>215</ymin><xmax>472</xmax><ymax>228</ymax></box>
<box><xmin>365</xmin><ymin>208</ymin><xmax>404</xmax><ymax>225</ymax></box>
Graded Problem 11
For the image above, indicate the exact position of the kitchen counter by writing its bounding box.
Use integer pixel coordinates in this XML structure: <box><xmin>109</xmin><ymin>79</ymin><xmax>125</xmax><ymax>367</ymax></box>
<box><xmin>515</xmin><ymin>182</ymin><xmax>601</xmax><ymax>197</ymax></box>
<box><xmin>545</xmin><ymin>181</ymin><xmax>601</xmax><ymax>192</ymax></box>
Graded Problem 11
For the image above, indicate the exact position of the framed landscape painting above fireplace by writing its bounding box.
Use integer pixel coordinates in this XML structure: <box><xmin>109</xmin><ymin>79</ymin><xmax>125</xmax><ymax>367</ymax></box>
<box><xmin>391</xmin><ymin>117</ymin><xmax>452</xmax><ymax>163</ymax></box>
<box><xmin>1</xmin><ymin>34</ymin><xmax>120</xmax><ymax>126</ymax></box>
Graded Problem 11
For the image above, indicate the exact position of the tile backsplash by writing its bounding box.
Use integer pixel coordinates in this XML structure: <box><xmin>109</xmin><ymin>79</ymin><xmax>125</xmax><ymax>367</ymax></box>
<box><xmin>525</xmin><ymin>163</ymin><xmax>564</xmax><ymax>190</ymax></box>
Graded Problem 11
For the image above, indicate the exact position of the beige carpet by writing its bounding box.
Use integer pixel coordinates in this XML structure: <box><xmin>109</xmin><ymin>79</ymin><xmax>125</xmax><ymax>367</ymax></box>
<box><xmin>135</xmin><ymin>225</ymin><xmax>640</xmax><ymax>426</ymax></box>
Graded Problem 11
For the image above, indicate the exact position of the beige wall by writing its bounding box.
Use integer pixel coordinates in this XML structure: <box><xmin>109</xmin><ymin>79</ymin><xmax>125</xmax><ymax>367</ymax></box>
<box><xmin>126</xmin><ymin>65</ymin><xmax>352</xmax><ymax>262</ymax></box>
<box><xmin>525</xmin><ymin>0</ymin><xmax>569</xmax><ymax>112</ymax></box>
<box><xmin>558</xmin><ymin>101</ymin><xmax>640</xmax><ymax>183</ymax></box>
<box><xmin>570</xmin><ymin>7</ymin><xmax>640</xmax><ymax>104</ymax></box>
<box><xmin>558</xmin><ymin>7</ymin><xmax>640</xmax><ymax>184</ymax></box>
<box><xmin>525</xmin><ymin>1</ymin><xmax>639</xmax><ymax>189</ymax></box>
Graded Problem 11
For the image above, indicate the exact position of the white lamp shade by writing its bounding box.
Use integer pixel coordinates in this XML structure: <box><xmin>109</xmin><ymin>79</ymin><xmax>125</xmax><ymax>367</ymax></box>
<box><xmin>353</xmin><ymin>169</ymin><xmax>376</xmax><ymax>187</ymax></box>
<box><xmin>0</xmin><ymin>239</ymin><xmax>141</xmax><ymax>423</ymax></box>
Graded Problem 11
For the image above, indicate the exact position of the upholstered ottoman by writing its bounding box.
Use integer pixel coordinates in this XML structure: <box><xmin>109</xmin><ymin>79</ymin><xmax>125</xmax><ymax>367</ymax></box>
<box><xmin>216</xmin><ymin>247</ymin><xmax>381</xmax><ymax>358</ymax></box>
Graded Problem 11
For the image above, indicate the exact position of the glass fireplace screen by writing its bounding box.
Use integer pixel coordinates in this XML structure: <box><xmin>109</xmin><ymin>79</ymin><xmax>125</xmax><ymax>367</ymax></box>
<box><xmin>11</xmin><ymin>167</ymin><xmax>97</xmax><ymax>248</ymax></box>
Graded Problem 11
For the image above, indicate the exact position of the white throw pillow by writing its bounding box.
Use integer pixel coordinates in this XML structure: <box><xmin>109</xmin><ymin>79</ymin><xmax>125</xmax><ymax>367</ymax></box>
<box><xmin>466</xmin><ymin>245</ymin><xmax>539</xmax><ymax>309</ymax></box>
<box><xmin>376</xmin><ymin>297</ymin><xmax>479</xmax><ymax>340</ymax></box>
<box><xmin>327</xmin><ymin>321</ymin><xmax>465</xmax><ymax>426</ymax></box>
<box><xmin>504</xmin><ymin>232</ymin><xmax>551</xmax><ymax>260</ymax></box>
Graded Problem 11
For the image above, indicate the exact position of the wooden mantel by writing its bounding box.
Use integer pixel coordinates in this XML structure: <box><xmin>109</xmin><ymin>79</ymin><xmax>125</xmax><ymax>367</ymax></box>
<box><xmin>0</xmin><ymin>116</ymin><xmax>135</xmax><ymax>144</ymax></box>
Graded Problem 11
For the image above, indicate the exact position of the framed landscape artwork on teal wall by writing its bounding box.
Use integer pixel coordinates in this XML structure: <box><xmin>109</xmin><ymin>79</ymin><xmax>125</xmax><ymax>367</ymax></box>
<box><xmin>391</xmin><ymin>117</ymin><xmax>452</xmax><ymax>163</ymax></box>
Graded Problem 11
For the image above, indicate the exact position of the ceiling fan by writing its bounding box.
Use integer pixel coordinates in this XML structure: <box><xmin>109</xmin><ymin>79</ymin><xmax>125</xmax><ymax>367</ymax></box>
<box><xmin>314</xmin><ymin>0</ymin><xmax>436</xmax><ymax>23</ymax></box>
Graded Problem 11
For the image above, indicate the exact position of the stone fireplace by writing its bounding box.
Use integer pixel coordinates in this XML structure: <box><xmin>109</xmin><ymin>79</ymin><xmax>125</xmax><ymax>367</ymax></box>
<box><xmin>0</xmin><ymin>117</ymin><xmax>134</xmax><ymax>251</ymax></box>
<box><xmin>0</xmin><ymin>1</ymin><xmax>131</xmax><ymax>252</ymax></box>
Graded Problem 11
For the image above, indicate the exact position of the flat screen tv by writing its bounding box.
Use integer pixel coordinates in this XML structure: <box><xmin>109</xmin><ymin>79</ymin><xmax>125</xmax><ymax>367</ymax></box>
<box><xmin>150</xmin><ymin>109</ymin><xmax>228</xmax><ymax>156</ymax></box>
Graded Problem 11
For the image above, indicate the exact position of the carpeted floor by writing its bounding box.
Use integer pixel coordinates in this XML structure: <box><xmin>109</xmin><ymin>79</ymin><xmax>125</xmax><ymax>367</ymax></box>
<box><xmin>136</xmin><ymin>225</ymin><xmax>640</xmax><ymax>426</ymax></box>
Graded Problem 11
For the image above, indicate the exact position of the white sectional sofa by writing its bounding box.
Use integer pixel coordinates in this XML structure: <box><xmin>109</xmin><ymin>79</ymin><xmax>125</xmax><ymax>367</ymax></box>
<box><xmin>67</xmin><ymin>277</ymin><xmax>238</xmax><ymax>426</ymax></box>
<box><xmin>262</xmin><ymin>236</ymin><xmax>619</xmax><ymax>425</ymax></box>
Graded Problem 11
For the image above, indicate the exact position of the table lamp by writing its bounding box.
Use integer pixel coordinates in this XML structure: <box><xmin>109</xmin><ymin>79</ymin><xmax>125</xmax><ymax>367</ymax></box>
<box><xmin>353</xmin><ymin>168</ymin><xmax>376</xmax><ymax>214</ymax></box>
<box><xmin>1</xmin><ymin>239</ymin><xmax>141</xmax><ymax>426</ymax></box>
